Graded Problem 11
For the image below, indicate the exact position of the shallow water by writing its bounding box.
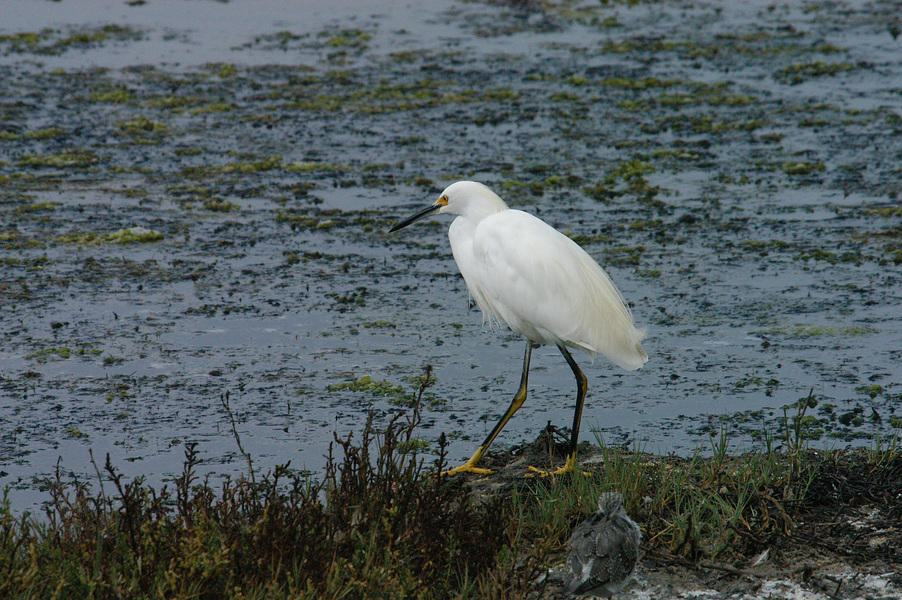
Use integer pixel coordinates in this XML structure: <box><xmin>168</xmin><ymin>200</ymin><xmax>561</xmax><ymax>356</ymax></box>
<box><xmin>1</xmin><ymin>0</ymin><xmax>901</xmax><ymax>513</ymax></box>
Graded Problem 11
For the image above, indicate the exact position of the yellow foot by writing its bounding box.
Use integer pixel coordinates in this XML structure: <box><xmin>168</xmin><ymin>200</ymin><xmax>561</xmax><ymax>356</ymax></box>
<box><xmin>525</xmin><ymin>465</ymin><xmax>590</xmax><ymax>477</ymax></box>
<box><xmin>441</xmin><ymin>463</ymin><xmax>493</xmax><ymax>476</ymax></box>
<box><xmin>524</xmin><ymin>456</ymin><xmax>590</xmax><ymax>478</ymax></box>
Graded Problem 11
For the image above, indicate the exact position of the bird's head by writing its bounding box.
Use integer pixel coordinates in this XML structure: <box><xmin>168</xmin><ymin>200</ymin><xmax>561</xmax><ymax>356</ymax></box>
<box><xmin>596</xmin><ymin>492</ymin><xmax>625</xmax><ymax>516</ymax></box>
<box><xmin>389</xmin><ymin>180</ymin><xmax>508</xmax><ymax>232</ymax></box>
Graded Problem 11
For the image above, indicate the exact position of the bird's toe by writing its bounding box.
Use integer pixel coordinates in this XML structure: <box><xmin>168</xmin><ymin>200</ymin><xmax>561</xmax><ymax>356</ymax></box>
<box><xmin>442</xmin><ymin>463</ymin><xmax>494</xmax><ymax>476</ymax></box>
<box><xmin>525</xmin><ymin>464</ymin><xmax>591</xmax><ymax>478</ymax></box>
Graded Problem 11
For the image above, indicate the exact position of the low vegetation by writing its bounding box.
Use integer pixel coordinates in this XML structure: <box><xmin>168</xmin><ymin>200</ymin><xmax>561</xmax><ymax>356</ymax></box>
<box><xmin>1</xmin><ymin>381</ymin><xmax>899</xmax><ymax>599</ymax></box>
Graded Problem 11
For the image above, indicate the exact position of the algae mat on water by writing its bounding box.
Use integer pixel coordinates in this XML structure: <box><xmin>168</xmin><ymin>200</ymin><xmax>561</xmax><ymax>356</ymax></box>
<box><xmin>0</xmin><ymin>0</ymin><xmax>901</xmax><ymax>512</ymax></box>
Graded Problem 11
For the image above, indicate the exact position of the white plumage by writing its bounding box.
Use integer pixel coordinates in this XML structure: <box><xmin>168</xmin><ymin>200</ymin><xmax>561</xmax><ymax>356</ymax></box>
<box><xmin>446</xmin><ymin>183</ymin><xmax>646</xmax><ymax>370</ymax></box>
<box><xmin>390</xmin><ymin>181</ymin><xmax>647</xmax><ymax>475</ymax></box>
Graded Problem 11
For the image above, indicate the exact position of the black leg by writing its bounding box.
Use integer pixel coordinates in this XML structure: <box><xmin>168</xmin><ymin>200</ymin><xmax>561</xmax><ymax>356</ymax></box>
<box><xmin>558</xmin><ymin>344</ymin><xmax>588</xmax><ymax>467</ymax></box>
<box><xmin>444</xmin><ymin>340</ymin><xmax>533</xmax><ymax>475</ymax></box>
<box><xmin>527</xmin><ymin>343</ymin><xmax>588</xmax><ymax>476</ymax></box>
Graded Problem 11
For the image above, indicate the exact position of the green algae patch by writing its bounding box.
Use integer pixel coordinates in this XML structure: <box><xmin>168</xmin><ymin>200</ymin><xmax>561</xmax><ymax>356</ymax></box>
<box><xmin>865</xmin><ymin>205</ymin><xmax>902</xmax><ymax>218</ymax></box>
<box><xmin>13</xmin><ymin>201</ymin><xmax>60</xmax><ymax>215</ymax></box>
<box><xmin>190</xmin><ymin>102</ymin><xmax>234</xmax><ymax>115</ymax></box>
<box><xmin>275</xmin><ymin>209</ymin><xmax>337</xmax><ymax>231</ymax></box>
<box><xmin>57</xmin><ymin>226</ymin><xmax>164</xmax><ymax>246</ymax></box>
<box><xmin>600</xmin><ymin>76</ymin><xmax>680</xmax><ymax>89</ymax></box>
<box><xmin>278</xmin><ymin>75</ymin><xmax>515</xmax><ymax>114</ymax></box>
<box><xmin>614</xmin><ymin>82</ymin><xmax>757</xmax><ymax>112</ymax></box>
<box><xmin>328</xmin><ymin>373</ymin><xmax>444</xmax><ymax>408</ymax></box>
<box><xmin>18</xmin><ymin>149</ymin><xmax>100</xmax><ymax>168</ymax></box>
<box><xmin>740</xmin><ymin>239</ymin><xmax>793</xmax><ymax>255</ymax></box>
<box><xmin>782</xmin><ymin>161</ymin><xmax>825</xmax><ymax>176</ymax></box>
<box><xmin>25</xmin><ymin>344</ymin><xmax>102</xmax><ymax>363</ymax></box>
<box><xmin>322</xmin><ymin>29</ymin><xmax>372</xmax><ymax>49</ymax></box>
<box><xmin>247</xmin><ymin>30</ymin><xmax>309</xmax><ymax>51</ymax></box>
<box><xmin>210</xmin><ymin>63</ymin><xmax>239</xmax><ymax>78</ymax></box>
<box><xmin>329</xmin><ymin>375</ymin><xmax>403</xmax><ymax>395</ymax></box>
<box><xmin>799</xmin><ymin>248</ymin><xmax>863</xmax><ymax>264</ymax></box>
<box><xmin>117</xmin><ymin>117</ymin><xmax>167</xmax><ymax>134</ymax></box>
<box><xmin>602</xmin><ymin>245</ymin><xmax>646</xmax><ymax>267</ymax></box>
<box><xmin>630</xmin><ymin>218</ymin><xmax>664</xmax><ymax>231</ymax></box>
<box><xmin>0</xmin><ymin>30</ymin><xmax>55</xmax><ymax>54</ymax></box>
<box><xmin>583</xmin><ymin>158</ymin><xmax>661</xmax><ymax>204</ymax></box>
<box><xmin>25</xmin><ymin>347</ymin><xmax>73</xmax><ymax>362</ymax></box>
<box><xmin>24</xmin><ymin>127</ymin><xmax>67</xmax><ymax>140</ymax></box>
<box><xmin>147</xmin><ymin>95</ymin><xmax>206</xmax><ymax>110</ymax></box>
<box><xmin>327</xmin><ymin>374</ymin><xmax>430</xmax><ymax>408</ymax></box>
<box><xmin>651</xmin><ymin>148</ymin><xmax>702</xmax><ymax>161</ymax></box>
<box><xmin>0</xmin><ymin>25</ymin><xmax>143</xmax><ymax>55</ymax></box>
<box><xmin>768</xmin><ymin>324</ymin><xmax>878</xmax><ymax>338</ymax></box>
<box><xmin>107</xmin><ymin>227</ymin><xmax>164</xmax><ymax>244</ymax></box>
<box><xmin>318</xmin><ymin>28</ymin><xmax>372</xmax><ymax>64</ymax></box>
<box><xmin>776</xmin><ymin>61</ymin><xmax>856</xmax><ymax>84</ymax></box>
<box><xmin>90</xmin><ymin>88</ymin><xmax>135</xmax><ymax>103</ymax></box>
<box><xmin>57</xmin><ymin>25</ymin><xmax>143</xmax><ymax>49</ymax></box>
<box><xmin>607</xmin><ymin>158</ymin><xmax>656</xmax><ymax>182</ymax></box>
<box><xmin>64</xmin><ymin>427</ymin><xmax>90</xmax><ymax>439</ymax></box>
<box><xmin>286</xmin><ymin>161</ymin><xmax>352</xmax><ymax>173</ymax></box>
<box><xmin>220</xmin><ymin>155</ymin><xmax>281</xmax><ymax>173</ymax></box>
<box><xmin>202</xmin><ymin>198</ymin><xmax>239</xmax><ymax>212</ymax></box>
<box><xmin>181</xmin><ymin>155</ymin><xmax>284</xmax><ymax>180</ymax></box>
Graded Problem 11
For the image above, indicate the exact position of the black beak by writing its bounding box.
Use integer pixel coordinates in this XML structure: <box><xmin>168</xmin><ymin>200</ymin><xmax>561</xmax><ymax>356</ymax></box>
<box><xmin>389</xmin><ymin>203</ymin><xmax>442</xmax><ymax>232</ymax></box>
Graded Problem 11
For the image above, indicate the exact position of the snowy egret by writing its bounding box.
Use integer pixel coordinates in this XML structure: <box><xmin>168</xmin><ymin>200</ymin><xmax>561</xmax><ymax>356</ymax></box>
<box><xmin>564</xmin><ymin>492</ymin><xmax>641</xmax><ymax>598</ymax></box>
<box><xmin>389</xmin><ymin>181</ymin><xmax>647</xmax><ymax>476</ymax></box>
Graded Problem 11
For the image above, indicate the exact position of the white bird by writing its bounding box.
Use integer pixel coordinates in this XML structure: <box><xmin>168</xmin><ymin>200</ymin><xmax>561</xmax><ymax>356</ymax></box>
<box><xmin>389</xmin><ymin>181</ymin><xmax>647</xmax><ymax>476</ymax></box>
<box><xmin>565</xmin><ymin>492</ymin><xmax>641</xmax><ymax>598</ymax></box>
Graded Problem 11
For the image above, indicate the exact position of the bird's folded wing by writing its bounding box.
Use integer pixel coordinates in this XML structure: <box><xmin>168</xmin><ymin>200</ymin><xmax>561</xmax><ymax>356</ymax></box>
<box><xmin>472</xmin><ymin>210</ymin><xmax>646</xmax><ymax>369</ymax></box>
